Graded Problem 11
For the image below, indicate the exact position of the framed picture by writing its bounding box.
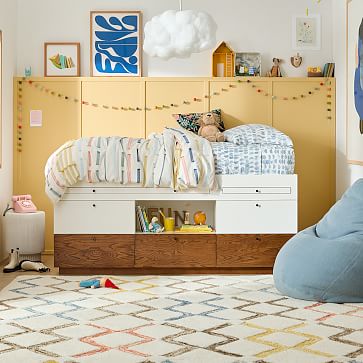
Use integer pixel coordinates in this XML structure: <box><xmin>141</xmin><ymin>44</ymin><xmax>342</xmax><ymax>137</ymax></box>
<box><xmin>292</xmin><ymin>15</ymin><xmax>321</xmax><ymax>50</ymax></box>
<box><xmin>235</xmin><ymin>52</ymin><xmax>261</xmax><ymax>76</ymax></box>
<box><xmin>44</xmin><ymin>42</ymin><xmax>80</xmax><ymax>77</ymax></box>
<box><xmin>90</xmin><ymin>11</ymin><xmax>142</xmax><ymax>77</ymax></box>
<box><xmin>346</xmin><ymin>0</ymin><xmax>363</xmax><ymax>165</ymax></box>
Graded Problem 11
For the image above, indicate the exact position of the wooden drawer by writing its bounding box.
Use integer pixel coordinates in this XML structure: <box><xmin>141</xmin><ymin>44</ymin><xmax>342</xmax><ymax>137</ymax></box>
<box><xmin>215</xmin><ymin>200</ymin><xmax>297</xmax><ymax>234</ymax></box>
<box><xmin>54</xmin><ymin>201</ymin><xmax>135</xmax><ymax>234</ymax></box>
<box><xmin>54</xmin><ymin>234</ymin><xmax>134</xmax><ymax>268</ymax></box>
<box><xmin>217</xmin><ymin>234</ymin><xmax>293</xmax><ymax>267</ymax></box>
<box><xmin>135</xmin><ymin>234</ymin><xmax>216</xmax><ymax>268</ymax></box>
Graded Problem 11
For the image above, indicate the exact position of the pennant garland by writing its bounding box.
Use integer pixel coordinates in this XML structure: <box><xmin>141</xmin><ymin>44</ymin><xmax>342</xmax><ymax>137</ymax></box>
<box><xmin>16</xmin><ymin>77</ymin><xmax>333</xmax><ymax>153</ymax></box>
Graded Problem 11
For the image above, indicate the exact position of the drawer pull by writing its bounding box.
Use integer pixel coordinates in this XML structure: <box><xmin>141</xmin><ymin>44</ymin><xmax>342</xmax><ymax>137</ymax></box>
<box><xmin>92</xmin><ymin>204</ymin><xmax>96</xmax><ymax>207</ymax></box>
<box><xmin>255</xmin><ymin>189</ymin><xmax>261</xmax><ymax>193</ymax></box>
<box><xmin>92</xmin><ymin>236</ymin><xmax>96</xmax><ymax>242</ymax></box>
<box><xmin>92</xmin><ymin>189</ymin><xmax>96</xmax><ymax>193</ymax></box>
<box><xmin>256</xmin><ymin>237</ymin><xmax>262</xmax><ymax>241</ymax></box>
<box><xmin>255</xmin><ymin>203</ymin><xmax>262</xmax><ymax>208</ymax></box>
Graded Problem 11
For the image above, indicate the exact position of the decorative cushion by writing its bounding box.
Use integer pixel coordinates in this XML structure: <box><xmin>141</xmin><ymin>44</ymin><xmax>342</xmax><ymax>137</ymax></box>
<box><xmin>273</xmin><ymin>179</ymin><xmax>363</xmax><ymax>303</ymax></box>
<box><xmin>223</xmin><ymin>124</ymin><xmax>293</xmax><ymax>146</ymax></box>
<box><xmin>173</xmin><ymin>109</ymin><xmax>224</xmax><ymax>134</ymax></box>
<box><xmin>316</xmin><ymin>178</ymin><xmax>363</xmax><ymax>239</ymax></box>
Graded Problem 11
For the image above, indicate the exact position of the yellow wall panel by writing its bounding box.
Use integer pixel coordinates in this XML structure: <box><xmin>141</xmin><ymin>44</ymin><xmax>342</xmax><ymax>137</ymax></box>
<box><xmin>209</xmin><ymin>80</ymin><xmax>272</xmax><ymax>128</ymax></box>
<box><xmin>13</xmin><ymin>80</ymin><xmax>81</xmax><ymax>253</ymax></box>
<box><xmin>145</xmin><ymin>80</ymin><xmax>208</xmax><ymax>136</ymax></box>
<box><xmin>272</xmin><ymin>80</ymin><xmax>336</xmax><ymax>230</ymax></box>
<box><xmin>82</xmin><ymin>81</ymin><xmax>145</xmax><ymax>138</ymax></box>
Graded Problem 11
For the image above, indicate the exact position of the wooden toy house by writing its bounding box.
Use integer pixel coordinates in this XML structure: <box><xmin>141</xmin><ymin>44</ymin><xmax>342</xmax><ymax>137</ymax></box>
<box><xmin>212</xmin><ymin>42</ymin><xmax>235</xmax><ymax>77</ymax></box>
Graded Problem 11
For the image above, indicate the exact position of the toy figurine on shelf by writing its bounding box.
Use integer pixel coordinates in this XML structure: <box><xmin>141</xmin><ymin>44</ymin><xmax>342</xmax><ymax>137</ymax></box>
<box><xmin>149</xmin><ymin>216</ymin><xmax>164</xmax><ymax>233</ymax></box>
<box><xmin>79</xmin><ymin>277</ymin><xmax>119</xmax><ymax>289</ymax></box>
<box><xmin>268</xmin><ymin>58</ymin><xmax>282</xmax><ymax>77</ymax></box>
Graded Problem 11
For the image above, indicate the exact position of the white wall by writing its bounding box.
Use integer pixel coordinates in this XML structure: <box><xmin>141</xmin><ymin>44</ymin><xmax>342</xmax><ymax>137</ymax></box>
<box><xmin>333</xmin><ymin>0</ymin><xmax>363</xmax><ymax>198</ymax></box>
<box><xmin>0</xmin><ymin>1</ymin><xmax>17</xmax><ymax>258</ymax></box>
<box><xmin>16</xmin><ymin>0</ymin><xmax>333</xmax><ymax>77</ymax></box>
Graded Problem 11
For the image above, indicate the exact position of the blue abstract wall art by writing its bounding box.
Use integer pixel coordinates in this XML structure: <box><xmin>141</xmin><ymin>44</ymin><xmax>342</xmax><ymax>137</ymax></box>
<box><xmin>91</xmin><ymin>11</ymin><xmax>141</xmax><ymax>76</ymax></box>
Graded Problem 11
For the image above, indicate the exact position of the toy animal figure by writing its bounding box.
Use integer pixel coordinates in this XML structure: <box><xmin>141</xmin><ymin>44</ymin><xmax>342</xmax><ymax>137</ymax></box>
<box><xmin>198</xmin><ymin>112</ymin><xmax>225</xmax><ymax>142</ymax></box>
<box><xmin>354</xmin><ymin>19</ymin><xmax>363</xmax><ymax>135</ymax></box>
<box><xmin>79</xmin><ymin>277</ymin><xmax>119</xmax><ymax>289</ymax></box>
<box><xmin>149</xmin><ymin>216</ymin><xmax>164</xmax><ymax>233</ymax></box>
<box><xmin>269</xmin><ymin>58</ymin><xmax>282</xmax><ymax>77</ymax></box>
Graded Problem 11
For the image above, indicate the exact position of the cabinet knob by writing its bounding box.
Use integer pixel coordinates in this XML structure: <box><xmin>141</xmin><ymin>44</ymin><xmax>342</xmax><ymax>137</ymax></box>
<box><xmin>256</xmin><ymin>236</ymin><xmax>262</xmax><ymax>241</ymax></box>
<box><xmin>255</xmin><ymin>189</ymin><xmax>261</xmax><ymax>193</ymax></box>
<box><xmin>92</xmin><ymin>204</ymin><xmax>96</xmax><ymax>207</ymax></box>
<box><xmin>92</xmin><ymin>236</ymin><xmax>96</xmax><ymax>241</ymax></box>
<box><xmin>92</xmin><ymin>189</ymin><xmax>96</xmax><ymax>193</ymax></box>
<box><xmin>255</xmin><ymin>203</ymin><xmax>261</xmax><ymax>208</ymax></box>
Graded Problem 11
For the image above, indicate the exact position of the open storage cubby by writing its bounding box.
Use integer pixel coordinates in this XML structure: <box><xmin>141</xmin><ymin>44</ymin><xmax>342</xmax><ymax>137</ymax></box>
<box><xmin>135</xmin><ymin>200</ymin><xmax>216</xmax><ymax>233</ymax></box>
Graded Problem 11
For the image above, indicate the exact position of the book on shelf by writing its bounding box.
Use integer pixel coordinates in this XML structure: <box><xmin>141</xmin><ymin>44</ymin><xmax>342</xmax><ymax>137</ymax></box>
<box><xmin>177</xmin><ymin>224</ymin><xmax>214</xmax><ymax>233</ymax></box>
<box><xmin>323</xmin><ymin>62</ymin><xmax>335</xmax><ymax>77</ymax></box>
<box><xmin>136</xmin><ymin>205</ymin><xmax>149</xmax><ymax>232</ymax></box>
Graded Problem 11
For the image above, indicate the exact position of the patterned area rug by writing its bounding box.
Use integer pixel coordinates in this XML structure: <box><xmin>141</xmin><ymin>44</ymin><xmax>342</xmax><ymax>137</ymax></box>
<box><xmin>0</xmin><ymin>275</ymin><xmax>362</xmax><ymax>363</ymax></box>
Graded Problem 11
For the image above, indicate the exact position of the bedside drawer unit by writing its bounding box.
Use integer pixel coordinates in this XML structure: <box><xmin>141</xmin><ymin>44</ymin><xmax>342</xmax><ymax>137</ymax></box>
<box><xmin>54</xmin><ymin>200</ymin><xmax>135</xmax><ymax>234</ymax></box>
<box><xmin>215</xmin><ymin>200</ymin><xmax>297</xmax><ymax>234</ymax></box>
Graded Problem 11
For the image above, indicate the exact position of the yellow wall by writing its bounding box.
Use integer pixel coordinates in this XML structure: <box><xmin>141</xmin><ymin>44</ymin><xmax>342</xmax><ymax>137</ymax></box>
<box><xmin>13</xmin><ymin>77</ymin><xmax>336</xmax><ymax>253</ymax></box>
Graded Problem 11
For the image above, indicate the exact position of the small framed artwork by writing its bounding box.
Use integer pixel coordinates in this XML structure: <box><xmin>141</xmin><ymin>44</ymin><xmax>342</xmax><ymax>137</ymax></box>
<box><xmin>292</xmin><ymin>14</ymin><xmax>321</xmax><ymax>50</ymax></box>
<box><xmin>90</xmin><ymin>11</ymin><xmax>142</xmax><ymax>77</ymax></box>
<box><xmin>235</xmin><ymin>52</ymin><xmax>261</xmax><ymax>76</ymax></box>
<box><xmin>44</xmin><ymin>42</ymin><xmax>80</xmax><ymax>77</ymax></box>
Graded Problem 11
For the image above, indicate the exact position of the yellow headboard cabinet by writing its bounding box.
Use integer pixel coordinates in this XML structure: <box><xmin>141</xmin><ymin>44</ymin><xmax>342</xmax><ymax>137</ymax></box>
<box><xmin>82</xmin><ymin>80</ymin><xmax>145</xmax><ymax>138</ymax></box>
<box><xmin>13</xmin><ymin>79</ymin><xmax>81</xmax><ymax>253</ymax></box>
<box><xmin>209</xmin><ymin>80</ymin><xmax>272</xmax><ymax>129</ymax></box>
<box><xmin>145</xmin><ymin>79</ymin><xmax>208</xmax><ymax>136</ymax></box>
<box><xmin>13</xmin><ymin>77</ymin><xmax>336</xmax><ymax>253</ymax></box>
<box><xmin>272</xmin><ymin>80</ymin><xmax>336</xmax><ymax>230</ymax></box>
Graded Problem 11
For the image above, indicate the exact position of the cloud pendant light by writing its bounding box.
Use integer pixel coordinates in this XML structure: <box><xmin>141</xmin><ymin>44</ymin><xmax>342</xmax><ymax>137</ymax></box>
<box><xmin>143</xmin><ymin>0</ymin><xmax>217</xmax><ymax>60</ymax></box>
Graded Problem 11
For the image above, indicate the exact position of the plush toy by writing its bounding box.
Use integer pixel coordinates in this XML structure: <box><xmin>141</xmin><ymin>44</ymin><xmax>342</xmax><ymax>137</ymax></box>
<box><xmin>198</xmin><ymin>112</ymin><xmax>224</xmax><ymax>142</ymax></box>
<box><xmin>79</xmin><ymin>277</ymin><xmax>119</xmax><ymax>289</ymax></box>
<box><xmin>149</xmin><ymin>216</ymin><xmax>164</xmax><ymax>233</ymax></box>
<box><xmin>268</xmin><ymin>58</ymin><xmax>282</xmax><ymax>77</ymax></box>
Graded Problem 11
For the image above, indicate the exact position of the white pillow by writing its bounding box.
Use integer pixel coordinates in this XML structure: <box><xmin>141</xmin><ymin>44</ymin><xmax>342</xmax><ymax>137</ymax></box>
<box><xmin>223</xmin><ymin>124</ymin><xmax>293</xmax><ymax>146</ymax></box>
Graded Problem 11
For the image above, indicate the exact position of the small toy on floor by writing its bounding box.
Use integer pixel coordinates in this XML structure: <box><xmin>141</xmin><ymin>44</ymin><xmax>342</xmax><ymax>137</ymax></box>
<box><xmin>79</xmin><ymin>277</ymin><xmax>119</xmax><ymax>289</ymax></box>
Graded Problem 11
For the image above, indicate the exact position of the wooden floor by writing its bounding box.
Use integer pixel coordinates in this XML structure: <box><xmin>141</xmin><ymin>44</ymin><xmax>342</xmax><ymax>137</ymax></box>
<box><xmin>0</xmin><ymin>255</ymin><xmax>58</xmax><ymax>290</ymax></box>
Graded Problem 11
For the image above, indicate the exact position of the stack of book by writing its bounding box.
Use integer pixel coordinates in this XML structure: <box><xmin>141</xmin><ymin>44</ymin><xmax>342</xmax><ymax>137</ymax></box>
<box><xmin>177</xmin><ymin>224</ymin><xmax>214</xmax><ymax>233</ymax></box>
<box><xmin>136</xmin><ymin>205</ymin><xmax>149</xmax><ymax>232</ymax></box>
<box><xmin>323</xmin><ymin>63</ymin><xmax>335</xmax><ymax>77</ymax></box>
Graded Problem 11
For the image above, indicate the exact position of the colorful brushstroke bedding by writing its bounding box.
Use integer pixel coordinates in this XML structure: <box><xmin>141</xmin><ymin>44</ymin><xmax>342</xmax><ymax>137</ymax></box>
<box><xmin>45</xmin><ymin>128</ymin><xmax>216</xmax><ymax>203</ymax></box>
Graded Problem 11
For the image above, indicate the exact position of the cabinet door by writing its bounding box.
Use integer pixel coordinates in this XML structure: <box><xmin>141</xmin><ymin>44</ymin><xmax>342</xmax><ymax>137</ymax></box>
<box><xmin>135</xmin><ymin>234</ymin><xmax>216</xmax><ymax>267</ymax></box>
<box><xmin>145</xmin><ymin>80</ymin><xmax>208</xmax><ymax>135</ymax></box>
<box><xmin>54</xmin><ymin>201</ymin><xmax>135</xmax><ymax>234</ymax></box>
<box><xmin>217</xmin><ymin>234</ymin><xmax>291</xmax><ymax>267</ymax></box>
<box><xmin>209</xmin><ymin>80</ymin><xmax>272</xmax><ymax>129</ymax></box>
<box><xmin>272</xmin><ymin>80</ymin><xmax>336</xmax><ymax>230</ymax></box>
<box><xmin>82</xmin><ymin>81</ymin><xmax>145</xmax><ymax>138</ymax></box>
<box><xmin>215</xmin><ymin>200</ymin><xmax>297</xmax><ymax>234</ymax></box>
<box><xmin>54</xmin><ymin>234</ymin><xmax>134</xmax><ymax>268</ymax></box>
<box><xmin>13</xmin><ymin>80</ymin><xmax>81</xmax><ymax>253</ymax></box>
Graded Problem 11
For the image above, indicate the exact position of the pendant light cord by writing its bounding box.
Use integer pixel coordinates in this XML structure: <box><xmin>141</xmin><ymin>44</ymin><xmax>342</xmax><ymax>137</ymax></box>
<box><xmin>179</xmin><ymin>0</ymin><xmax>183</xmax><ymax>11</ymax></box>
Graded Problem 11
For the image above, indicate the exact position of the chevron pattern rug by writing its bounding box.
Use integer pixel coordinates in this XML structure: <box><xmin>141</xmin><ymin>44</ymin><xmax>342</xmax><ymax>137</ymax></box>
<box><xmin>0</xmin><ymin>275</ymin><xmax>362</xmax><ymax>363</ymax></box>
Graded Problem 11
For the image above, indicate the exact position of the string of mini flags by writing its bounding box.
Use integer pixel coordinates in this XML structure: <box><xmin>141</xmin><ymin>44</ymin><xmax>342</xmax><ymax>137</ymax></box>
<box><xmin>16</xmin><ymin>77</ymin><xmax>333</xmax><ymax>153</ymax></box>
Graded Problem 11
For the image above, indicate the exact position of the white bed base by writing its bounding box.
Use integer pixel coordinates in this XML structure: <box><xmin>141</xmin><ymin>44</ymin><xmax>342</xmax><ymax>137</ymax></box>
<box><xmin>55</xmin><ymin>174</ymin><xmax>298</xmax><ymax>235</ymax></box>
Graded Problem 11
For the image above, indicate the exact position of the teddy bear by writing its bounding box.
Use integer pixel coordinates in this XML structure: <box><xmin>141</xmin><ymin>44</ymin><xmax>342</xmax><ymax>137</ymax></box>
<box><xmin>198</xmin><ymin>112</ymin><xmax>225</xmax><ymax>142</ymax></box>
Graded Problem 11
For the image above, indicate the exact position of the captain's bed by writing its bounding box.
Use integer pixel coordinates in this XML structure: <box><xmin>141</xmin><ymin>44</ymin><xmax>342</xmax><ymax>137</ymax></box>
<box><xmin>47</xmin><ymin>123</ymin><xmax>297</xmax><ymax>275</ymax></box>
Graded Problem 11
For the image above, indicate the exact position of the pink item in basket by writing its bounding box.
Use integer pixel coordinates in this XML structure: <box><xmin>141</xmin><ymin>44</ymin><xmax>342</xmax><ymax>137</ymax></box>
<box><xmin>12</xmin><ymin>195</ymin><xmax>37</xmax><ymax>213</ymax></box>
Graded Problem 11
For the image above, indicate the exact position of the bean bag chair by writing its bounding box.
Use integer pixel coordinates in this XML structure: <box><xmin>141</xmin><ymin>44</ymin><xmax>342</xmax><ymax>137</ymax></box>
<box><xmin>273</xmin><ymin>179</ymin><xmax>363</xmax><ymax>303</ymax></box>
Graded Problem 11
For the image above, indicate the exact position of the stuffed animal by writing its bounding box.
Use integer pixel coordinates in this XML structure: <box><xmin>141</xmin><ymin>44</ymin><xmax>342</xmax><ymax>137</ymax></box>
<box><xmin>149</xmin><ymin>217</ymin><xmax>164</xmax><ymax>233</ymax></box>
<box><xmin>198</xmin><ymin>112</ymin><xmax>225</xmax><ymax>142</ymax></box>
<box><xmin>79</xmin><ymin>277</ymin><xmax>119</xmax><ymax>289</ymax></box>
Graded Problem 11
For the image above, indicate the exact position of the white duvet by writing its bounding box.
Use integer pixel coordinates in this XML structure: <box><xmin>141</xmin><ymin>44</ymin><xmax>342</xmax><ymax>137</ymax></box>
<box><xmin>45</xmin><ymin>127</ymin><xmax>216</xmax><ymax>203</ymax></box>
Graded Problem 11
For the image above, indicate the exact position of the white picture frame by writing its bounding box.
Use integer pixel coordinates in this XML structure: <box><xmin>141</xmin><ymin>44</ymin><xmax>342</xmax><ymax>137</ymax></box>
<box><xmin>292</xmin><ymin>14</ymin><xmax>321</xmax><ymax>51</ymax></box>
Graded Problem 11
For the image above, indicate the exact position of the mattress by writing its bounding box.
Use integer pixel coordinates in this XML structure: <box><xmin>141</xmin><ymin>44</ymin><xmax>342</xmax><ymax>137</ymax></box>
<box><xmin>211</xmin><ymin>142</ymin><xmax>295</xmax><ymax>175</ymax></box>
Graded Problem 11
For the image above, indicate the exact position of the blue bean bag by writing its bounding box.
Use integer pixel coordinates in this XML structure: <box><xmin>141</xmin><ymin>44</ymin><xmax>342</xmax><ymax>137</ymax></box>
<box><xmin>273</xmin><ymin>179</ymin><xmax>363</xmax><ymax>303</ymax></box>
